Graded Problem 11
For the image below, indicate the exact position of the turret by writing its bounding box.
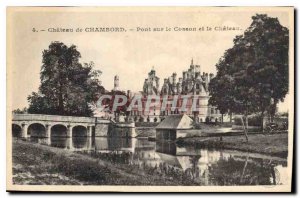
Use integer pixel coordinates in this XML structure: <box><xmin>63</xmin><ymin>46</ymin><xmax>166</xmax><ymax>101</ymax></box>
<box><xmin>155</xmin><ymin>77</ymin><xmax>160</xmax><ymax>90</ymax></box>
<box><xmin>172</xmin><ymin>72</ymin><xmax>177</xmax><ymax>85</ymax></box>
<box><xmin>161</xmin><ymin>79</ymin><xmax>169</xmax><ymax>95</ymax></box>
<box><xmin>114</xmin><ymin>75</ymin><xmax>119</xmax><ymax>91</ymax></box>
<box><xmin>195</xmin><ymin>65</ymin><xmax>201</xmax><ymax>78</ymax></box>
<box><xmin>127</xmin><ymin>90</ymin><xmax>132</xmax><ymax>98</ymax></box>
<box><xmin>183</xmin><ymin>71</ymin><xmax>187</xmax><ymax>80</ymax></box>
<box><xmin>187</xmin><ymin>68</ymin><xmax>192</xmax><ymax>79</ymax></box>
<box><xmin>177</xmin><ymin>78</ymin><xmax>183</xmax><ymax>94</ymax></box>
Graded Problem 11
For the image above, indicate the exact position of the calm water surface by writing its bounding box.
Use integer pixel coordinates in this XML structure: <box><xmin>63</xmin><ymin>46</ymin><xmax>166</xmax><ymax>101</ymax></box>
<box><xmin>28</xmin><ymin>136</ymin><xmax>288</xmax><ymax>186</ymax></box>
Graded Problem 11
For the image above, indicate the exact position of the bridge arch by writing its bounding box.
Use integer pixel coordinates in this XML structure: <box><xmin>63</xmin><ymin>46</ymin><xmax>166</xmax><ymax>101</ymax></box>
<box><xmin>12</xmin><ymin>124</ymin><xmax>22</xmax><ymax>137</ymax></box>
<box><xmin>72</xmin><ymin>125</ymin><xmax>87</xmax><ymax>137</ymax></box>
<box><xmin>28</xmin><ymin>123</ymin><xmax>46</xmax><ymax>137</ymax></box>
<box><xmin>51</xmin><ymin>124</ymin><xmax>68</xmax><ymax>137</ymax></box>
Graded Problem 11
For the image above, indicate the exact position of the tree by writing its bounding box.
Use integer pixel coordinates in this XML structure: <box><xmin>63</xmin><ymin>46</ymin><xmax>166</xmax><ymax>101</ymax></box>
<box><xmin>208</xmin><ymin>72</ymin><xmax>235</xmax><ymax>123</ymax></box>
<box><xmin>244</xmin><ymin>14</ymin><xmax>289</xmax><ymax>124</ymax></box>
<box><xmin>12</xmin><ymin>107</ymin><xmax>28</xmax><ymax>114</ymax></box>
<box><xmin>208</xmin><ymin>14</ymin><xmax>289</xmax><ymax>141</ymax></box>
<box><xmin>28</xmin><ymin>41</ymin><xmax>103</xmax><ymax>116</ymax></box>
<box><xmin>107</xmin><ymin>90</ymin><xmax>130</xmax><ymax>118</ymax></box>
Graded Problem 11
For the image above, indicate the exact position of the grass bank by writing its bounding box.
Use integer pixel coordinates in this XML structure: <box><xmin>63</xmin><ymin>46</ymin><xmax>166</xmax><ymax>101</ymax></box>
<box><xmin>12</xmin><ymin>140</ymin><xmax>199</xmax><ymax>185</ymax></box>
<box><xmin>177</xmin><ymin>133</ymin><xmax>288</xmax><ymax>158</ymax></box>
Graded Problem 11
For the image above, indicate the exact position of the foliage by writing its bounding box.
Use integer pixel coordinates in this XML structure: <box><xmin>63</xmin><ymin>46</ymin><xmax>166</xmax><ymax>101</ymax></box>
<box><xmin>27</xmin><ymin>41</ymin><xmax>104</xmax><ymax>116</ymax></box>
<box><xmin>99</xmin><ymin>90</ymin><xmax>130</xmax><ymax>117</ymax></box>
<box><xmin>12</xmin><ymin>107</ymin><xmax>28</xmax><ymax>114</ymax></box>
<box><xmin>233</xmin><ymin>114</ymin><xmax>261</xmax><ymax>127</ymax></box>
<box><xmin>208</xmin><ymin>156</ymin><xmax>278</xmax><ymax>185</ymax></box>
<box><xmin>208</xmin><ymin>14</ymin><xmax>289</xmax><ymax>140</ymax></box>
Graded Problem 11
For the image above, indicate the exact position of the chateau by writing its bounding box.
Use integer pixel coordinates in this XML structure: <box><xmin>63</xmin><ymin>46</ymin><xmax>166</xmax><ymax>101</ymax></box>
<box><xmin>129</xmin><ymin>60</ymin><xmax>222</xmax><ymax>123</ymax></box>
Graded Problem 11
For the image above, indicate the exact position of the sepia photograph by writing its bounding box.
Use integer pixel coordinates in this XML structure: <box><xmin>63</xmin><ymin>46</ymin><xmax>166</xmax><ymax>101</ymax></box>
<box><xmin>6</xmin><ymin>6</ymin><xmax>294</xmax><ymax>192</ymax></box>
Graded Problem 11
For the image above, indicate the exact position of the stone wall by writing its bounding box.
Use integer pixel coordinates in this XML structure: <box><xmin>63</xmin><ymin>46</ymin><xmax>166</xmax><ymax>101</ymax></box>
<box><xmin>95</xmin><ymin>123</ymin><xmax>109</xmax><ymax>136</ymax></box>
<box><xmin>108</xmin><ymin>124</ymin><xmax>137</xmax><ymax>138</ymax></box>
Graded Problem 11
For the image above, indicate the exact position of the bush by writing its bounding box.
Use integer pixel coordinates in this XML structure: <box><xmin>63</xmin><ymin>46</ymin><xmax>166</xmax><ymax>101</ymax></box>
<box><xmin>139</xmin><ymin>117</ymin><xmax>144</xmax><ymax>122</ymax></box>
<box><xmin>234</xmin><ymin>115</ymin><xmax>261</xmax><ymax>127</ymax></box>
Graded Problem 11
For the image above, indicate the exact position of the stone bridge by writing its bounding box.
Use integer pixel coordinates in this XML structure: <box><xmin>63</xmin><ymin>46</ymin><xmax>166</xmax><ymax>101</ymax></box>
<box><xmin>12</xmin><ymin>114</ymin><xmax>110</xmax><ymax>138</ymax></box>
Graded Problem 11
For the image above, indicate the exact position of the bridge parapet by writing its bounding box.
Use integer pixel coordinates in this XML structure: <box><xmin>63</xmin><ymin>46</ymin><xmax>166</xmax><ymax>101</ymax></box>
<box><xmin>12</xmin><ymin>114</ymin><xmax>96</xmax><ymax>123</ymax></box>
<box><xmin>11</xmin><ymin>114</ymin><xmax>117</xmax><ymax>138</ymax></box>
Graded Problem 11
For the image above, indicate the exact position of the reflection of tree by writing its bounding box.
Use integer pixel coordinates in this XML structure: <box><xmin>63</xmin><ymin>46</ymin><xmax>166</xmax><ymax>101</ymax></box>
<box><xmin>72</xmin><ymin>137</ymin><xmax>87</xmax><ymax>149</ymax></box>
<box><xmin>208</xmin><ymin>156</ymin><xmax>277</xmax><ymax>185</ymax></box>
<box><xmin>239</xmin><ymin>154</ymin><xmax>249</xmax><ymax>183</ymax></box>
<box><xmin>185</xmin><ymin>156</ymin><xmax>201</xmax><ymax>180</ymax></box>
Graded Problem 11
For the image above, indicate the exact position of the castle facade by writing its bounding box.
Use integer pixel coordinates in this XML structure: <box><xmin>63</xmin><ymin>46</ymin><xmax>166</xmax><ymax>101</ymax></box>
<box><xmin>129</xmin><ymin>60</ymin><xmax>222</xmax><ymax>123</ymax></box>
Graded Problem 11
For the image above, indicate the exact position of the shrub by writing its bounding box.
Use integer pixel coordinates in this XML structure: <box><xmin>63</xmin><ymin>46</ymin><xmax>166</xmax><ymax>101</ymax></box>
<box><xmin>234</xmin><ymin>115</ymin><xmax>261</xmax><ymax>126</ymax></box>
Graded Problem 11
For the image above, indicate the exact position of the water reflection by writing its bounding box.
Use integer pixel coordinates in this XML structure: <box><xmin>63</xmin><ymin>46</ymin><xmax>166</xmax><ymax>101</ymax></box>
<box><xmin>28</xmin><ymin>136</ymin><xmax>288</xmax><ymax>185</ymax></box>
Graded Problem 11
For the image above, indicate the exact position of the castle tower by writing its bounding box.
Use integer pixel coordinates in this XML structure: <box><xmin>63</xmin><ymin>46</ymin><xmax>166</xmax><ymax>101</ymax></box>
<box><xmin>177</xmin><ymin>78</ymin><xmax>183</xmax><ymax>94</ymax></box>
<box><xmin>143</xmin><ymin>67</ymin><xmax>160</xmax><ymax>95</ymax></box>
<box><xmin>172</xmin><ymin>73</ymin><xmax>177</xmax><ymax>85</ymax></box>
<box><xmin>114</xmin><ymin>75</ymin><xmax>119</xmax><ymax>91</ymax></box>
<box><xmin>183</xmin><ymin>71</ymin><xmax>187</xmax><ymax>80</ymax></box>
<box><xmin>195</xmin><ymin>65</ymin><xmax>201</xmax><ymax>78</ymax></box>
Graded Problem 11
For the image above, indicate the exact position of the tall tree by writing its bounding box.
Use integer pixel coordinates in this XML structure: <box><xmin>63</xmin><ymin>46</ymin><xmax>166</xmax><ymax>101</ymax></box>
<box><xmin>244</xmin><ymin>14</ymin><xmax>289</xmax><ymax>123</ymax></box>
<box><xmin>28</xmin><ymin>41</ymin><xmax>103</xmax><ymax>116</ymax></box>
<box><xmin>209</xmin><ymin>14</ymin><xmax>289</xmax><ymax>141</ymax></box>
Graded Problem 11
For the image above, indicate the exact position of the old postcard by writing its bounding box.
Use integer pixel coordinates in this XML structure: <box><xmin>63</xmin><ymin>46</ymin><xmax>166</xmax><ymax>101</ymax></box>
<box><xmin>6</xmin><ymin>7</ymin><xmax>294</xmax><ymax>192</ymax></box>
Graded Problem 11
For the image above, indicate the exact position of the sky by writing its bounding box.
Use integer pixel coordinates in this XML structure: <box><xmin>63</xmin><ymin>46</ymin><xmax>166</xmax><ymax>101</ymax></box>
<box><xmin>7</xmin><ymin>7</ymin><xmax>292</xmax><ymax>112</ymax></box>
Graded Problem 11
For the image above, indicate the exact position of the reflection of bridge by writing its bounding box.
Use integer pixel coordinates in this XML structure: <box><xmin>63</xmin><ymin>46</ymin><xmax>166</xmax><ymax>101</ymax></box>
<box><xmin>12</xmin><ymin>114</ymin><xmax>110</xmax><ymax>138</ymax></box>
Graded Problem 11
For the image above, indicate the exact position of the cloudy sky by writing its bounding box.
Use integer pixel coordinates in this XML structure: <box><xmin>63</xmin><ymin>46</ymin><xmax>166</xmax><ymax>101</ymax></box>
<box><xmin>8</xmin><ymin>7</ymin><xmax>292</xmax><ymax>112</ymax></box>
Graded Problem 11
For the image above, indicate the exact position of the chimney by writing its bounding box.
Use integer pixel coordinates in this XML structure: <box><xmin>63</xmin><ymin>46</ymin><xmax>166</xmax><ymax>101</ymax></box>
<box><xmin>178</xmin><ymin>77</ymin><xmax>182</xmax><ymax>83</ymax></box>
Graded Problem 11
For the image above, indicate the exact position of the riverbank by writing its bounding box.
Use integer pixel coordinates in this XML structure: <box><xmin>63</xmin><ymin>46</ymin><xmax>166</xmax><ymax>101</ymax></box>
<box><xmin>177</xmin><ymin>133</ymin><xmax>288</xmax><ymax>158</ymax></box>
<box><xmin>12</xmin><ymin>140</ymin><xmax>200</xmax><ymax>185</ymax></box>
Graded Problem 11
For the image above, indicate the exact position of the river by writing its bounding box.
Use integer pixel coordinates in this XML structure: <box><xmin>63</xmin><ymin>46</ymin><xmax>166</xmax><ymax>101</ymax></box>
<box><xmin>26</xmin><ymin>135</ymin><xmax>288</xmax><ymax>186</ymax></box>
